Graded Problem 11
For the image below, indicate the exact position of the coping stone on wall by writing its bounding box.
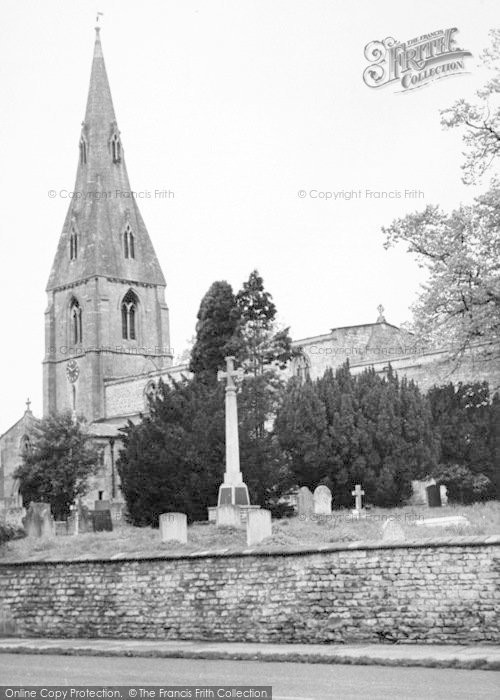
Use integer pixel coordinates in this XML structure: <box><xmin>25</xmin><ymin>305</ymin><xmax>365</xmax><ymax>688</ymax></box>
<box><xmin>0</xmin><ymin>534</ymin><xmax>499</xmax><ymax>568</ymax></box>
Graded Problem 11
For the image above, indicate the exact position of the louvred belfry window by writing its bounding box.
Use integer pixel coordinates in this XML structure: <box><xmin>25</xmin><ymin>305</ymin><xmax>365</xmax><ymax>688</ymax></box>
<box><xmin>121</xmin><ymin>290</ymin><xmax>138</xmax><ymax>340</ymax></box>
<box><xmin>79</xmin><ymin>135</ymin><xmax>88</xmax><ymax>164</ymax></box>
<box><xmin>111</xmin><ymin>131</ymin><xmax>121</xmax><ymax>163</ymax></box>
<box><xmin>70</xmin><ymin>227</ymin><xmax>78</xmax><ymax>260</ymax></box>
<box><xmin>70</xmin><ymin>298</ymin><xmax>82</xmax><ymax>344</ymax></box>
<box><xmin>123</xmin><ymin>224</ymin><xmax>135</xmax><ymax>259</ymax></box>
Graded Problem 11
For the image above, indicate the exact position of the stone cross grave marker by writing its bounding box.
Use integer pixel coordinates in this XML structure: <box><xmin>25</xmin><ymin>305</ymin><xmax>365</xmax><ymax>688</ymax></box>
<box><xmin>160</xmin><ymin>512</ymin><xmax>188</xmax><ymax>544</ymax></box>
<box><xmin>351</xmin><ymin>484</ymin><xmax>365</xmax><ymax>514</ymax></box>
<box><xmin>246</xmin><ymin>509</ymin><xmax>272</xmax><ymax>546</ymax></box>
<box><xmin>313</xmin><ymin>485</ymin><xmax>332</xmax><ymax>515</ymax></box>
<box><xmin>297</xmin><ymin>486</ymin><xmax>314</xmax><ymax>518</ymax></box>
<box><xmin>216</xmin><ymin>356</ymin><xmax>250</xmax><ymax>508</ymax></box>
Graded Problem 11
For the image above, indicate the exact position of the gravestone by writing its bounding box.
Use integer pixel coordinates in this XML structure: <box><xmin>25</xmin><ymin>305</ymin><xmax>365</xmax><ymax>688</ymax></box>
<box><xmin>410</xmin><ymin>478</ymin><xmax>437</xmax><ymax>506</ymax></box>
<box><xmin>440</xmin><ymin>485</ymin><xmax>448</xmax><ymax>506</ymax></box>
<box><xmin>426</xmin><ymin>484</ymin><xmax>442</xmax><ymax>507</ymax></box>
<box><xmin>22</xmin><ymin>502</ymin><xmax>54</xmax><ymax>538</ymax></box>
<box><xmin>216</xmin><ymin>504</ymin><xmax>241</xmax><ymax>528</ymax></box>
<box><xmin>91</xmin><ymin>510</ymin><xmax>113</xmax><ymax>532</ymax></box>
<box><xmin>54</xmin><ymin>520</ymin><xmax>69</xmax><ymax>536</ymax></box>
<box><xmin>297</xmin><ymin>487</ymin><xmax>314</xmax><ymax>518</ymax></box>
<box><xmin>5</xmin><ymin>507</ymin><xmax>25</xmax><ymax>529</ymax></box>
<box><xmin>67</xmin><ymin>502</ymin><xmax>93</xmax><ymax>535</ymax></box>
<box><xmin>351</xmin><ymin>484</ymin><xmax>366</xmax><ymax>518</ymax></box>
<box><xmin>76</xmin><ymin>503</ymin><xmax>93</xmax><ymax>533</ymax></box>
<box><xmin>94</xmin><ymin>499</ymin><xmax>111</xmax><ymax>512</ymax></box>
<box><xmin>313</xmin><ymin>485</ymin><xmax>332</xmax><ymax>515</ymax></box>
<box><xmin>110</xmin><ymin>501</ymin><xmax>126</xmax><ymax>525</ymax></box>
<box><xmin>246</xmin><ymin>509</ymin><xmax>272</xmax><ymax>546</ymax></box>
<box><xmin>416</xmin><ymin>515</ymin><xmax>470</xmax><ymax>529</ymax></box>
<box><xmin>159</xmin><ymin>512</ymin><xmax>187</xmax><ymax>544</ymax></box>
<box><xmin>381</xmin><ymin>518</ymin><xmax>405</xmax><ymax>541</ymax></box>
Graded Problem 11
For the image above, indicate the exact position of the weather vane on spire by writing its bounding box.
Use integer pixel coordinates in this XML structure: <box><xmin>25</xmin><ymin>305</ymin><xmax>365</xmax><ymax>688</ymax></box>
<box><xmin>96</xmin><ymin>11</ymin><xmax>104</xmax><ymax>26</ymax></box>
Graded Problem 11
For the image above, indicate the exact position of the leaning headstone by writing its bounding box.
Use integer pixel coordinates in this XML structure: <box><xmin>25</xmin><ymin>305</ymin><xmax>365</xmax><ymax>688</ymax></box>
<box><xmin>297</xmin><ymin>487</ymin><xmax>314</xmax><ymax>518</ymax></box>
<box><xmin>313</xmin><ymin>485</ymin><xmax>332</xmax><ymax>515</ymax></box>
<box><xmin>381</xmin><ymin>518</ymin><xmax>405</xmax><ymax>542</ymax></box>
<box><xmin>216</xmin><ymin>504</ymin><xmax>241</xmax><ymax>528</ymax></box>
<box><xmin>91</xmin><ymin>510</ymin><xmax>113</xmax><ymax>532</ymax></box>
<box><xmin>159</xmin><ymin>512</ymin><xmax>188</xmax><ymax>544</ymax></box>
<box><xmin>246</xmin><ymin>509</ymin><xmax>272</xmax><ymax>546</ymax></box>
<box><xmin>22</xmin><ymin>502</ymin><xmax>54</xmax><ymax>538</ymax></box>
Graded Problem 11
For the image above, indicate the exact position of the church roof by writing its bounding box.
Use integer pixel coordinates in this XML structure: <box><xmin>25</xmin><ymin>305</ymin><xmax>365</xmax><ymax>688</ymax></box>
<box><xmin>46</xmin><ymin>29</ymin><xmax>166</xmax><ymax>291</ymax></box>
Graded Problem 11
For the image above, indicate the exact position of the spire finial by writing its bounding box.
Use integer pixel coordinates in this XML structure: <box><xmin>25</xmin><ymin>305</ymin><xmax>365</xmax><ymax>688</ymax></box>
<box><xmin>95</xmin><ymin>11</ymin><xmax>103</xmax><ymax>35</ymax></box>
<box><xmin>376</xmin><ymin>304</ymin><xmax>386</xmax><ymax>323</ymax></box>
<box><xmin>25</xmin><ymin>398</ymin><xmax>32</xmax><ymax>412</ymax></box>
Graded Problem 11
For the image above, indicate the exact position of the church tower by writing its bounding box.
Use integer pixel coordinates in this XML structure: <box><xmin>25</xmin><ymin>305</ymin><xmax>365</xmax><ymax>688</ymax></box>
<box><xmin>43</xmin><ymin>28</ymin><xmax>172</xmax><ymax>422</ymax></box>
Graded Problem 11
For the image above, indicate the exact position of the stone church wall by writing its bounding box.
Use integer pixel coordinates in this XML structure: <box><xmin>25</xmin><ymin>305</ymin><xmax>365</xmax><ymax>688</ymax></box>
<box><xmin>0</xmin><ymin>412</ymin><xmax>34</xmax><ymax>512</ymax></box>
<box><xmin>104</xmin><ymin>364</ymin><xmax>190</xmax><ymax>418</ymax></box>
<box><xmin>0</xmin><ymin>537</ymin><xmax>498</xmax><ymax>644</ymax></box>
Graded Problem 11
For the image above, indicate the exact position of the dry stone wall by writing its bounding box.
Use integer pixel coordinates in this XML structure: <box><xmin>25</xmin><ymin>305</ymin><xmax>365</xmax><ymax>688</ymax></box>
<box><xmin>0</xmin><ymin>537</ymin><xmax>498</xmax><ymax>644</ymax></box>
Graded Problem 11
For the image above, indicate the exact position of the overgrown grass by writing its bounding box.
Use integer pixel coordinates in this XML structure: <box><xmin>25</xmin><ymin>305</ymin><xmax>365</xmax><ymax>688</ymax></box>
<box><xmin>1</xmin><ymin>501</ymin><xmax>498</xmax><ymax>562</ymax></box>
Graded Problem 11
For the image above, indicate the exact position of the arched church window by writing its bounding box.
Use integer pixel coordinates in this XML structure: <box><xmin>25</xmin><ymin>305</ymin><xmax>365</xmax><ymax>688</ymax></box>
<box><xmin>111</xmin><ymin>131</ymin><xmax>121</xmax><ymax>163</ymax></box>
<box><xmin>20</xmin><ymin>435</ymin><xmax>32</xmax><ymax>456</ymax></box>
<box><xmin>294</xmin><ymin>352</ymin><xmax>311</xmax><ymax>382</ymax></box>
<box><xmin>121</xmin><ymin>290</ymin><xmax>138</xmax><ymax>340</ymax></box>
<box><xmin>123</xmin><ymin>224</ymin><xmax>135</xmax><ymax>259</ymax></box>
<box><xmin>70</xmin><ymin>298</ymin><xmax>82</xmax><ymax>344</ymax></box>
<box><xmin>79</xmin><ymin>135</ymin><xmax>88</xmax><ymax>165</ymax></box>
<box><xmin>70</xmin><ymin>227</ymin><xmax>78</xmax><ymax>260</ymax></box>
<box><xmin>144</xmin><ymin>381</ymin><xmax>157</xmax><ymax>408</ymax></box>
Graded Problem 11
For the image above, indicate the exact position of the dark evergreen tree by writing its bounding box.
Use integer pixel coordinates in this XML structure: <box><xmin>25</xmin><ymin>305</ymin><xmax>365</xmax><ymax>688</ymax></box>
<box><xmin>276</xmin><ymin>363</ymin><xmax>439</xmax><ymax>507</ymax></box>
<box><xmin>189</xmin><ymin>281</ymin><xmax>241</xmax><ymax>380</ymax></box>
<box><xmin>428</xmin><ymin>381</ymin><xmax>499</xmax><ymax>499</ymax></box>
<box><xmin>236</xmin><ymin>270</ymin><xmax>295</xmax><ymax>375</ymax></box>
<box><xmin>117</xmin><ymin>378</ymin><xmax>225</xmax><ymax>526</ymax></box>
<box><xmin>15</xmin><ymin>412</ymin><xmax>99</xmax><ymax>520</ymax></box>
<box><xmin>489</xmin><ymin>393</ymin><xmax>500</xmax><ymax>498</ymax></box>
<box><xmin>275</xmin><ymin>377</ymin><xmax>330</xmax><ymax>490</ymax></box>
<box><xmin>239</xmin><ymin>374</ymin><xmax>293</xmax><ymax>515</ymax></box>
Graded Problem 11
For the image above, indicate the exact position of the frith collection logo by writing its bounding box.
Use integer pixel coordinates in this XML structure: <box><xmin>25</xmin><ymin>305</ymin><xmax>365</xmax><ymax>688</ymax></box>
<box><xmin>363</xmin><ymin>28</ymin><xmax>472</xmax><ymax>91</ymax></box>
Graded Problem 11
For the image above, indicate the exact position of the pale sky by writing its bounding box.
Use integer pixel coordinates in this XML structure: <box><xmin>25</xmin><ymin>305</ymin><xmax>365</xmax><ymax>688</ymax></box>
<box><xmin>1</xmin><ymin>0</ymin><xmax>498</xmax><ymax>433</ymax></box>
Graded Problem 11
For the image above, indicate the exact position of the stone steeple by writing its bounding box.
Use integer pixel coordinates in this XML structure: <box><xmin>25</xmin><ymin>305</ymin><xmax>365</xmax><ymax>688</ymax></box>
<box><xmin>43</xmin><ymin>29</ymin><xmax>172</xmax><ymax>422</ymax></box>
<box><xmin>46</xmin><ymin>28</ymin><xmax>165</xmax><ymax>291</ymax></box>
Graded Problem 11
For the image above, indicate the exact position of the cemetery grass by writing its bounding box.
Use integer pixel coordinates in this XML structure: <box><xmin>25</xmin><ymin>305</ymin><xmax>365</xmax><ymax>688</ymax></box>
<box><xmin>1</xmin><ymin>501</ymin><xmax>499</xmax><ymax>562</ymax></box>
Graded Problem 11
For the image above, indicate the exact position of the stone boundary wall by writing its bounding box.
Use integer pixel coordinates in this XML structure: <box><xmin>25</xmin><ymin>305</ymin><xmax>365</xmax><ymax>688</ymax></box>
<box><xmin>0</xmin><ymin>536</ymin><xmax>498</xmax><ymax>644</ymax></box>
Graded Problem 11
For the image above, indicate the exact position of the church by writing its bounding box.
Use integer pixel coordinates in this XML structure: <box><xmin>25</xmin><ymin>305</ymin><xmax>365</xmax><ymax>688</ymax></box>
<box><xmin>1</xmin><ymin>30</ymin><xmax>497</xmax><ymax>523</ymax></box>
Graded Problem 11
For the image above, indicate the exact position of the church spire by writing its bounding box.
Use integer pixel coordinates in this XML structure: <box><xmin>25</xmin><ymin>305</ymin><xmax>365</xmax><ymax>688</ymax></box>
<box><xmin>43</xmin><ymin>29</ymin><xmax>172</xmax><ymax>422</ymax></box>
<box><xmin>46</xmin><ymin>28</ymin><xmax>166</xmax><ymax>291</ymax></box>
